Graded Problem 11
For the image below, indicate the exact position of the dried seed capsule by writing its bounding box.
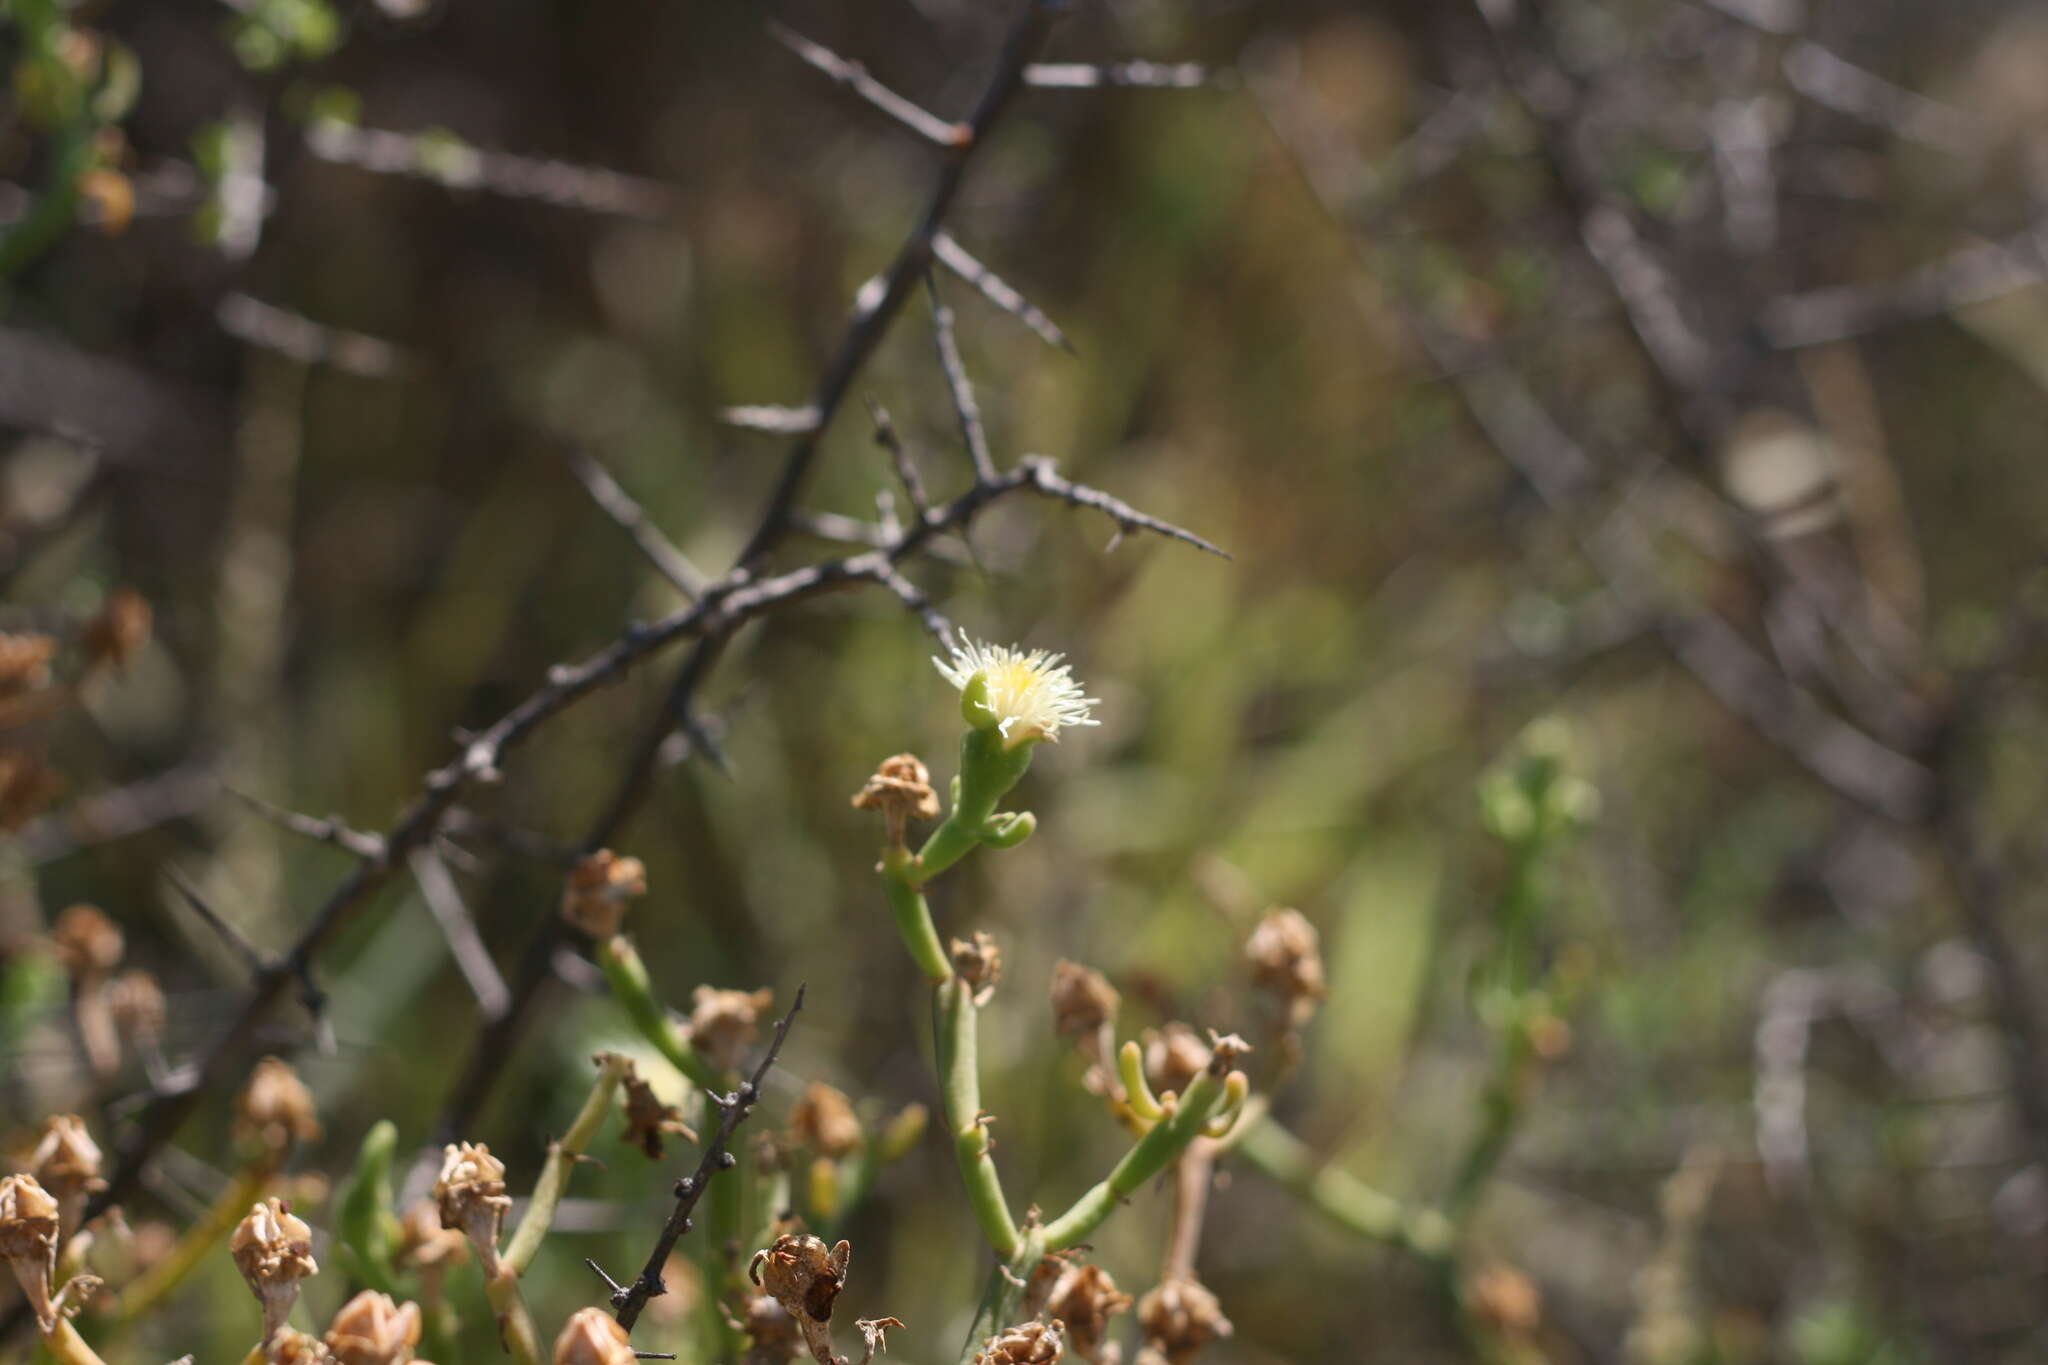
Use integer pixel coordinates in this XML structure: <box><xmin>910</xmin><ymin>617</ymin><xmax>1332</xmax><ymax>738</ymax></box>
<box><xmin>560</xmin><ymin>850</ymin><xmax>647</xmax><ymax>941</ymax></box>
<box><xmin>1041</xmin><ymin>1262</ymin><xmax>1131</xmax><ymax>1362</ymax></box>
<box><xmin>0</xmin><ymin>632</ymin><xmax>57</xmax><ymax>697</ymax></box>
<box><xmin>433</xmin><ymin>1143</ymin><xmax>510</xmax><ymax>1275</ymax></box>
<box><xmin>749</xmin><ymin>1233</ymin><xmax>851</xmax><ymax>1365</ymax></box>
<box><xmin>0</xmin><ymin>1173</ymin><xmax>61</xmax><ymax>1331</ymax></box>
<box><xmin>1049</xmin><ymin>961</ymin><xmax>1119</xmax><ymax>1038</ymax></box>
<box><xmin>31</xmin><ymin>1115</ymin><xmax>105</xmax><ymax>1203</ymax></box>
<box><xmin>951</xmin><ymin>932</ymin><xmax>1003</xmax><ymax>1005</ymax></box>
<box><xmin>268</xmin><ymin>1326</ymin><xmax>338</xmax><ymax>1365</ymax></box>
<box><xmin>689</xmin><ymin>986</ymin><xmax>775</xmax><ymax>1074</ymax></box>
<box><xmin>554</xmin><ymin>1308</ymin><xmax>635</xmax><ymax>1365</ymax></box>
<box><xmin>1244</xmin><ymin>908</ymin><xmax>1325</xmax><ymax>1026</ymax></box>
<box><xmin>324</xmin><ymin>1290</ymin><xmax>423</xmax><ymax>1365</ymax></box>
<box><xmin>789</xmin><ymin>1081</ymin><xmax>863</xmax><ymax>1161</ymax></box>
<box><xmin>1136</xmin><ymin>1275</ymin><xmax>1232</xmax><ymax>1363</ymax></box>
<box><xmin>231</xmin><ymin>1198</ymin><xmax>318</xmax><ymax>1344</ymax></box>
<box><xmin>80</xmin><ymin>587</ymin><xmax>152</xmax><ymax>673</ymax></box>
<box><xmin>977</xmin><ymin>1320</ymin><xmax>1064</xmax><ymax>1364</ymax></box>
<box><xmin>49</xmin><ymin>904</ymin><xmax>123</xmax><ymax>978</ymax></box>
<box><xmin>1144</xmin><ymin>1024</ymin><xmax>1210</xmax><ymax>1099</ymax></box>
<box><xmin>851</xmin><ymin>753</ymin><xmax>940</xmax><ymax>846</ymax></box>
<box><xmin>108</xmin><ymin>968</ymin><xmax>167</xmax><ymax>1051</ymax></box>
<box><xmin>618</xmin><ymin>1058</ymin><xmax>695</xmax><ymax>1159</ymax></box>
<box><xmin>237</xmin><ymin>1057</ymin><xmax>323</xmax><ymax>1159</ymax></box>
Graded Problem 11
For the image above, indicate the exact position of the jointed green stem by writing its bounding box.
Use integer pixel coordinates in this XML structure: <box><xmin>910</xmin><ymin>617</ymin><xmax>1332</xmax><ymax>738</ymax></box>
<box><xmin>1042</xmin><ymin>1066</ymin><xmax>1231</xmax><ymax>1249</ymax></box>
<box><xmin>598</xmin><ymin>935</ymin><xmax>720</xmax><ymax>1090</ymax></box>
<box><xmin>504</xmin><ymin>1053</ymin><xmax>632</xmax><ymax>1273</ymax></box>
<box><xmin>883</xmin><ymin>851</ymin><xmax>953</xmax><ymax>983</ymax></box>
<box><xmin>1230</xmin><ymin>1103</ymin><xmax>1452</xmax><ymax>1261</ymax></box>
<box><xmin>936</xmin><ymin>978</ymin><xmax>1021</xmax><ymax>1258</ymax></box>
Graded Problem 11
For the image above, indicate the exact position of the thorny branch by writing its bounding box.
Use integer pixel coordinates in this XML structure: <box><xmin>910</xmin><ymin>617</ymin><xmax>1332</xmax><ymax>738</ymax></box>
<box><xmin>609</xmin><ymin>985</ymin><xmax>806</xmax><ymax>1331</ymax></box>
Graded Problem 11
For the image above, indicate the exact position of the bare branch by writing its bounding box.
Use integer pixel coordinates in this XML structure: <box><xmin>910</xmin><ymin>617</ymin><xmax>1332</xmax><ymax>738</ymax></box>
<box><xmin>927</xmin><ymin>273</ymin><xmax>998</xmax><ymax>482</ymax></box>
<box><xmin>613</xmin><ymin>985</ymin><xmax>806</xmax><ymax>1330</ymax></box>
<box><xmin>1760</xmin><ymin>225</ymin><xmax>2048</xmax><ymax>348</ymax></box>
<box><xmin>720</xmin><ymin>404</ymin><xmax>822</xmax><ymax>435</ymax></box>
<box><xmin>407</xmin><ymin>848</ymin><xmax>513</xmax><ymax>1020</ymax></box>
<box><xmin>1018</xmin><ymin>456</ymin><xmax>1230</xmax><ymax>559</ymax></box>
<box><xmin>861</xmin><ymin>563</ymin><xmax>953</xmax><ymax>641</ymax></box>
<box><xmin>1023</xmin><ymin>61</ymin><xmax>1214</xmax><ymax>89</ymax></box>
<box><xmin>1781</xmin><ymin>41</ymin><xmax>1981</xmax><ymax>155</ymax></box>
<box><xmin>768</xmin><ymin>22</ymin><xmax>967</xmax><ymax>149</ymax></box>
<box><xmin>564</xmin><ymin>449</ymin><xmax>709</xmax><ymax>600</ymax></box>
<box><xmin>932</xmin><ymin>230</ymin><xmax>1071</xmax><ymax>352</ymax></box>
<box><xmin>216</xmin><ymin>294</ymin><xmax>417</xmax><ymax>378</ymax></box>
<box><xmin>15</xmin><ymin>762</ymin><xmax>218</xmax><ymax>865</ymax></box>
<box><xmin>866</xmin><ymin>397</ymin><xmax>931</xmax><ymax>517</ymax></box>
<box><xmin>228</xmin><ymin>786</ymin><xmax>387</xmax><ymax>860</ymax></box>
<box><xmin>305</xmin><ymin>119</ymin><xmax>680</xmax><ymax>220</ymax></box>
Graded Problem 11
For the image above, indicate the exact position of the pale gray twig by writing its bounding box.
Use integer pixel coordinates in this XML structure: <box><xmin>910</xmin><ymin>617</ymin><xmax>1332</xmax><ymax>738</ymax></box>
<box><xmin>564</xmin><ymin>449</ymin><xmax>708</xmax><ymax>600</ymax></box>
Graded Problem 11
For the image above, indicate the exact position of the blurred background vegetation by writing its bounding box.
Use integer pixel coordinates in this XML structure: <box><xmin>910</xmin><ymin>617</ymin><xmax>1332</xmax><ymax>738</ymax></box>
<box><xmin>6</xmin><ymin>0</ymin><xmax>2048</xmax><ymax>1361</ymax></box>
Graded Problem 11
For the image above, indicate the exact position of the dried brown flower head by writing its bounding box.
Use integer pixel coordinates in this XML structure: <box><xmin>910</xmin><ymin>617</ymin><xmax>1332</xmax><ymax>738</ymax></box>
<box><xmin>0</xmin><ymin>632</ymin><xmax>57</xmax><ymax>697</ymax></box>
<box><xmin>325</xmin><ymin>1290</ymin><xmax>423</xmax><ymax>1365</ymax></box>
<box><xmin>619</xmin><ymin>1058</ymin><xmax>695</xmax><ymax>1159</ymax></box>
<box><xmin>1468</xmin><ymin>1263</ymin><xmax>1541</xmax><ymax>1337</ymax></box>
<box><xmin>0</xmin><ymin>1173</ymin><xmax>60</xmax><ymax>1330</ymax></box>
<box><xmin>1050</xmin><ymin>960</ymin><xmax>1119</xmax><ymax>1039</ymax></box>
<box><xmin>1136</xmin><ymin>1275</ymin><xmax>1232</xmax><ymax>1363</ymax></box>
<box><xmin>1041</xmin><ymin>1263</ymin><xmax>1132</xmax><ymax>1362</ymax></box>
<box><xmin>1144</xmin><ymin>1024</ymin><xmax>1210</xmax><ymax>1099</ymax></box>
<box><xmin>790</xmin><ymin>1081</ymin><xmax>864</xmax><ymax>1160</ymax></box>
<box><xmin>50</xmin><ymin>903</ymin><xmax>123</xmax><ymax>978</ymax></box>
<box><xmin>232</xmin><ymin>1198</ymin><xmax>318</xmax><ymax>1343</ymax></box>
<box><xmin>750</xmin><ymin>1233</ymin><xmax>851</xmax><ymax>1365</ymax></box>
<box><xmin>268</xmin><ymin>1327</ymin><xmax>338</xmax><ymax>1365</ymax></box>
<box><xmin>554</xmin><ymin>1308</ymin><xmax>636</xmax><ymax>1365</ymax></box>
<box><xmin>1244</xmin><ymin>908</ymin><xmax>1325</xmax><ymax>1026</ymax></box>
<box><xmin>736</xmin><ymin>1293</ymin><xmax>804</xmax><ymax>1362</ymax></box>
<box><xmin>433</xmin><ymin>1142</ymin><xmax>510</xmax><ymax>1274</ymax></box>
<box><xmin>237</xmin><ymin>1056</ymin><xmax>323</xmax><ymax>1157</ymax></box>
<box><xmin>80</xmin><ymin>587</ymin><xmax>152</xmax><ymax>673</ymax></box>
<box><xmin>393</xmin><ymin>1200</ymin><xmax>468</xmax><ymax>1273</ymax></box>
<box><xmin>108</xmin><ymin>968</ymin><xmax>167</xmax><ymax>1050</ymax></box>
<box><xmin>952</xmin><ymin>932</ymin><xmax>1003</xmax><ymax>1005</ymax></box>
<box><xmin>31</xmin><ymin>1115</ymin><xmax>105</xmax><ymax>1208</ymax></box>
<box><xmin>690</xmin><ymin>985</ymin><xmax>775</xmax><ymax>1074</ymax></box>
<box><xmin>560</xmin><ymin>850</ymin><xmax>647</xmax><ymax>941</ymax></box>
<box><xmin>851</xmin><ymin>753</ymin><xmax>940</xmax><ymax>846</ymax></box>
<box><xmin>978</xmin><ymin>1320</ymin><xmax>1064</xmax><ymax>1364</ymax></box>
<box><xmin>0</xmin><ymin>752</ymin><xmax>62</xmax><ymax>830</ymax></box>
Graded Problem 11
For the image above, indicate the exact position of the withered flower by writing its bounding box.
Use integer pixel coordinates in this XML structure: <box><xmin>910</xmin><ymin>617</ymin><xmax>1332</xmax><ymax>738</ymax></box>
<box><xmin>1467</xmin><ymin>1263</ymin><xmax>1541</xmax><ymax>1337</ymax></box>
<box><xmin>851</xmin><ymin>753</ymin><xmax>940</xmax><ymax>847</ymax></box>
<box><xmin>0</xmin><ymin>1173</ymin><xmax>61</xmax><ymax>1331</ymax></box>
<box><xmin>1041</xmin><ymin>1263</ymin><xmax>1131</xmax><ymax>1362</ymax></box>
<box><xmin>790</xmin><ymin>1081</ymin><xmax>863</xmax><ymax>1160</ymax></box>
<box><xmin>1244</xmin><ymin>908</ymin><xmax>1325</xmax><ymax>1027</ymax></box>
<box><xmin>1136</xmin><ymin>1275</ymin><xmax>1232</xmax><ymax>1363</ymax></box>
<box><xmin>560</xmin><ymin>850</ymin><xmax>647</xmax><ymax>941</ymax></box>
<box><xmin>268</xmin><ymin>1327</ymin><xmax>338</xmax><ymax>1365</ymax></box>
<box><xmin>1050</xmin><ymin>961</ymin><xmax>1119</xmax><ymax>1039</ymax></box>
<box><xmin>108</xmin><ymin>968</ymin><xmax>167</xmax><ymax>1052</ymax></box>
<box><xmin>736</xmin><ymin>1293</ymin><xmax>804</xmax><ymax>1364</ymax></box>
<box><xmin>689</xmin><ymin>985</ymin><xmax>775</xmax><ymax>1075</ymax></box>
<box><xmin>750</xmin><ymin>1233</ymin><xmax>851</xmax><ymax>1365</ymax></box>
<box><xmin>554</xmin><ymin>1308</ymin><xmax>635</xmax><ymax>1365</ymax></box>
<box><xmin>325</xmin><ymin>1290</ymin><xmax>423</xmax><ymax>1365</ymax></box>
<box><xmin>237</xmin><ymin>1056</ymin><xmax>323</xmax><ymax>1159</ymax></box>
<box><xmin>231</xmin><ymin>1198</ymin><xmax>318</xmax><ymax>1344</ymax></box>
<box><xmin>0</xmin><ymin>752</ymin><xmax>62</xmax><ymax>830</ymax></box>
<box><xmin>952</xmin><ymin>933</ymin><xmax>1003</xmax><ymax>1006</ymax></box>
<box><xmin>80</xmin><ymin>586</ymin><xmax>152</xmax><ymax>673</ymax></box>
<box><xmin>0</xmin><ymin>632</ymin><xmax>57</xmax><ymax>697</ymax></box>
<box><xmin>1144</xmin><ymin>1024</ymin><xmax>1210</xmax><ymax>1099</ymax></box>
<box><xmin>49</xmin><ymin>904</ymin><xmax>123</xmax><ymax>978</ymax></box>
<box><xmin>31</xmin><ymin>1115</ymin><xmax>104</xmax><ymax>1233</ymax></box>
<box><xmin>619</xmin><ymin>1059</ymin><xmax>695</xmax><ymax>1159</ymax></box>
<box><xmin>433</xmin><ymin>1143</ymin><xmax>510</xmax><ymax>1276</ymax></box>
<box><xmin>977</xmin><ymin>1320</ymin><xmax>1064</xmax><ymax>1364</ymax></box>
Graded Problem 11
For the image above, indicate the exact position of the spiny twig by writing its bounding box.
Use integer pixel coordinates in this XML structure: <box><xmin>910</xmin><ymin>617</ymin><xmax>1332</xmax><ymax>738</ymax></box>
<box><xmin>768</xmin><ymin>22</ymin><xmax>967</xmax><ymax>149</ymax></box>
<box><xmin>610</xmin><ymin>985</ymin><xmax>806</xmax><ymax>1331</ymax></box>
<box><xmin>228</xmin><ymin>786</ymin><xmax>386</xmax><ymax>860</ymax></box>
<box><xmin>931</xmin><ymin>230</ymin><xmax>1071</xmax><ymax>352</ymax></box>
<box><xmin>564</xmin><ymin>449</ymin><xmax>709</xmax><ymax>600</ymax></box>
<box><xmin>927</xmin><ymin>274</ymin><xmax>997</xmax><ymax>482</ymax></box>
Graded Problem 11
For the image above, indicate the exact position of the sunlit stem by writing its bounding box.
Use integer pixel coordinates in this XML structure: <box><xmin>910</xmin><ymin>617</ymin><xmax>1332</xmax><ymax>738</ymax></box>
<box><xmin>882</xmin><ymin>847</ymin><xmax>953</xmax><ymax>983</ymax></box>
<box><xmin>504</xmin><ymin>1053</ymin><xmax>631</xmax><ymax>1273</ymax></box>
<box><xmin>598</xmin><ymin>935</ymin><xmax>719</xmax><ymax>1090</ymax></box>
<box><xmin>935</xmin><ymin>977</ymin><xmax>1021</xmax><ymax>1258</ymax></box>
<box><xmin>1118</xmin><ymin>1040</ymin><xmax>1165</xmax><ymax>1121</ymax></box>
<box><xmin>1042</xmin><ymin>1066</ymin><xmax>1238</xmax><ymax>1249</ymax></box>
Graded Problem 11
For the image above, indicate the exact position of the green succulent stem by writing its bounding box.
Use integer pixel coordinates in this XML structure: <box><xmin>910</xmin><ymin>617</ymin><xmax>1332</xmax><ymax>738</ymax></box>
<box><xmin>914</xmin><ymin>728</ymin><xmax>1035</xmax><ymax>882</ymax></box>
<box><xmin>598</xmin><ymin>934</ymin><xmax>719</xmax><ymax>1091</ymax></box>
<box><xmin>1229</xmin><ymin>1102</ymin><xmax>1453</xmax><ymax>1262</ymax></box>
<box><xmin>335</xmin><ymin>1120</ymin><xmax>400</xmax><ymax>1294</ymax></box>
<box><xmin>483</xmin><ymin>1267</ymin><xmax>543</xmax><ymax>1365</ymax></box>
<box><xmin>882</xmin><ymin>847</ymin><xmax>953</xmax><ymax>983</ymax></box>
<box><xmin>935</xmin><ymin>977</ymin><xmax>1021</xmax><ymax>1258</ymax></box>
<box><xmin>504</xmin><ymin>1052</ymin><xmax>632</xmax><ymax>1273</ymax></box>
<box><xmin>1042</xmin><ymin>1065</ymin><xmax>1231</xmax><ymax>1249</ymax></box>
<box><xmin>41</xmin><ymin>1321</ymin><xmax>111</xmax><ymax>1365</ymax></box>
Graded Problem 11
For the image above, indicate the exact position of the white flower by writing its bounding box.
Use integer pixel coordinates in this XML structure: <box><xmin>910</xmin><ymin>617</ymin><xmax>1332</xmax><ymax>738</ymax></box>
<box><xmin>934</xmin><ymin>632</ymin><xmax>1099</xmax><ymax>748</ymax></box>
